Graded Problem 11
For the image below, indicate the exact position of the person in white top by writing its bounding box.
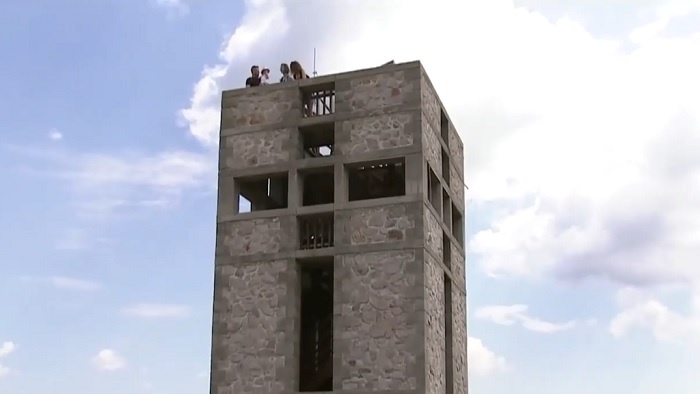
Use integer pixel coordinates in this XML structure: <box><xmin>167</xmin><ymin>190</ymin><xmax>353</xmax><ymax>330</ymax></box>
<box><xmin>260</xmin><ymin>67</ymin><xmax>271</xmax><ymax>85</ymax></box>
<box><xmin>279</xmin><ymin>63</ymin><xmax>294</xmax><ymax>83</ymax></box>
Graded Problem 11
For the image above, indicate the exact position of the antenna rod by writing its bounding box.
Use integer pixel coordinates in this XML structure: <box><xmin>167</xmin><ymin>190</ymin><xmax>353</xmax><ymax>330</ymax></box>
<box><xmin>313</xmin><ymin>47</ymin><xmax>318</xmax><ymax>77</ymax></box>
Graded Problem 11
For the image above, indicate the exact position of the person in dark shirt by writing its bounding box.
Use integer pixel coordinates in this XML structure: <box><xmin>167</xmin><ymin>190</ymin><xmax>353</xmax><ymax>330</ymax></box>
<box><xmin>245</xmin><ymin>65</ymin><xmax>261</xmax><ymax>87</ymax></box>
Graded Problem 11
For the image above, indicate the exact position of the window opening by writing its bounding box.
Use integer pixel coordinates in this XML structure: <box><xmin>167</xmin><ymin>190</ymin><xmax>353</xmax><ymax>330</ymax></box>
<box><xmin>301</xmin><ymin>167</ymin><xmax>334</xmax><ymax>206</ymax></box>
<box><xmin>443</xmin><ymin>232</ymin><xmax>451</xmax><ymax>269</ymax></box>
<box><xmin>451</xmin><ymin>204</ymin><xmax>464</xmax><ymax>247</ymax></box>
<box><xmin>440</xmin><ymin>109</ymin><xmax>449</xmax><ymax>143</ymax></box>
<box><xmin>442</xmin><ymin>189</ymin><xmax>451</xmax><ymax>227</ymax></box>
<box><xmin>299</xmin><ymin>262</ymin><xmax>334</xmax><ymax>392</ymax></box>
<box><xmin>300</xmin><ymin>123</ymin><xmax>334</xmax><ymax>158</ymax></box>
<box><xmin>441</xmin><ymin>148</ymin><xmax>450</xmax><ymax>186</ymax></box>
<box><xmin>444</xmin><ymin>274</ymin><xmax>454</xmax><ymax>394</ymax></box>
<box><xmin>301</xmin><ymin>82</ymin><xmax>336</xmax><ymax>118</ymax></box>
<box><xmin>427</xmin><ymin>164</ymin><xmax>441</xmax><ymax>213</ymax></box>
<box><xmin>348</xmin><ymin>159</ymin><xmax>405</xmax><ymax>202</ymax></box>
<box><xmin>299</xmin><ymin>213</ymin><xmax>334</xmax><ymax>250</ymax></box>
<box><xmin>236</xmin><ymin>174</ymin><xmax>288</xmax><ymax>213</ymax></box>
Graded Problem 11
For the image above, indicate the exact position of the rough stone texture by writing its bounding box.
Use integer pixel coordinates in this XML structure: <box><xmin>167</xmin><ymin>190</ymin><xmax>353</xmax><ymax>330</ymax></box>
<box><xmin>452</xmin><ymin>287</ymin><xmax>468</xmax><ymax>394</ymax></box>
<box><xmin>221</xmin><ymin>88</ymin><xmax>299</xmax><ymax>131</ymax></box>
<box><xmin>450</xmin><ymin>163</ymin><xmax>464</xmax><ymax>210</ymax></box>
<box><xmin>221</xmin><ymin>129</ymin><xmax>291</xmax><ymax>170</ymax></box>
<box><xmin>346</xmin><ymin>205</ymin><xmax>416</xmax><ymax>245</ymax></box>
<box><xmin>424</xmin><ymin>252</ymin><xmax>445</xmax><ymax>394</ymax></box>
<box><xmin>337</xmin><ymin>250</ymin><xmax>420</xmax><ymax>391</ymax></box>
<box><xmin>421</xmin><ymin>72</ymin><xmax>441</xmax><ymax>133</ymax></box>
<box><xmin>218</xmin><ymin>218</ymin><xmax>283</xmax><ymax>256</ymax></box>
<box><xmin>448</xmin><ymin>122</ymin><xmax>464</xmax><ymax>176</ymax></box>
<box><xmin>339</xmin><ymin>113</ymin><xmax>415</xmax><ymax>157</ymax></box>
<box><xmin>211</xmin><ymin>260</ymin><xmax>297</xmax><ymax>394</ymax></box>
<box><xmin>422</xmin><ymin>114</ymin><xmax>442</xmax><ymax>176</ymax></box>
<box><xmin>424</xmin><ymin>207</ymin><xmax>443</xmax><ymax>262</ymax></box>
<box><xmin>451</xmin><ymin>242</ymin><xmax>466</xmax><ymax>291</ymax></box>
<box><xmin>338</xmin><ymin>71</ymin><xmax>417</xmax><ymax>112</ymax></box>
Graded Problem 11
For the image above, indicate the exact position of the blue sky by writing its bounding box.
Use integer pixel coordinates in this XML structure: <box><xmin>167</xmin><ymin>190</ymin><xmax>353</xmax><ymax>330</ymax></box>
<box><xmin>1</xmin><ymin>1</ymin><xmax>700</xmax><ymax>393</ymax></box>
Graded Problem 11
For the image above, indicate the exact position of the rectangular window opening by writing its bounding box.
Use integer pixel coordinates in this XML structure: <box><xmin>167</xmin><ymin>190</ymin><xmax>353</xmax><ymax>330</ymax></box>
<box><xmin>441</xmin><ymin>148</ymin><xmax>450</xmax><ymax>186</ymax></box>
<box><xmin>451</xmin><ymin>204</ymin><xmax>464</xmax><ymax>247</ymax></box>
<box><xmin>427</xmin><ymin>164</ymin><xmax>441</xmax><ymax>213</ymax></box>
<box><xmin>299</xmin><ymin>262</ymin><xmax>334</xmax><ymax>392</ymax></box>
<box><xmin>299</xmin><ymin>213</ymin><xmax>335</xmax><ymax>250</ymax></box>
<box><xmin>301</xmin><ymin>167</ymin><xmax>335</xmax><ymax>206</ymax></box>
<box><xmin>301</xmin><ymin>83</ymin><xmax>336</xmax><ymax>118</ymax></box>
<box><xmin>440</xmin><ymin>109</ymin><xmax>449</xmax><ymax>142</ymax></box>
<box><xmin>444</xmin><ymin>274</ymin><xmax>454</xmax><ymax>394</ymax></box>
<box><xmin>443</xmin><ymin>231</ymin><xmax>451</xmax><ymax>269</ymax></box>
<box><xmin>236</xmin><ymin>173</ymin><xmax>288</xmax><ymax>213</ymax></box>
<box><xmin>348</xmin><ymin>158</ymin><xmax>405</xmax><ymax>202</ymax></box>
<box><xmin>300</xmin><ymin>123</ymin><xmax>335</xmax><ymax>158</ymax></box>
<box><xmin>442</xmin><ymin>189</ymin><xmax>451</xmax><ymax>227</ymax></box>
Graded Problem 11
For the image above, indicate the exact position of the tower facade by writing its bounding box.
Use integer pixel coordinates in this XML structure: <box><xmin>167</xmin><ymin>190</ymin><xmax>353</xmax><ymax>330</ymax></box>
<box><xmin>211</xmin><ymin>61</ymin><xmax>468</xmax><ymax>394</ymax></box>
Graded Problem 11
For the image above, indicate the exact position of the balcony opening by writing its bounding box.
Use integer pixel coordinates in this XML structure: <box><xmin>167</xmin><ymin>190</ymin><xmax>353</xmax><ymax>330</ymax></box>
<box><xmin>236</xmin><ymin>173</ymin><xmax>288</xmax><ymax>213</ymax></box>
<box><xmin>443</xmin><ymin>232</ymin><xmax>451</xmax><ymax>269</ymax></box>
<box><xmin>299</xmin><ymin>262</ymin><xmax>334</xmax><ymax>392</ymax></box>
<box><xmin>440</xmin><ymin>109</ymin><xmax>449</xmax><ymax>143</ymax></box>
<box><xmin>301</xmin><ymin>167</ymin><xmax>334</xmax><ymax>206</ymax></box>
<box><xmin>301</xmin><ymin>82</ymin><xmax>335</xmax><ymax>118</ymax></box>
<box><xmin>300</xmin><ymin>123</ymin><xmax>334</xmax><ymax>158</ymax></box>
<box><xmin>428</xmin><ymin>164</ymin><xmax>441</xmax><ymax>213</ymax></box>
<box><xmin>441</xmin><ymin>148</ymin><xmax>450</xmax><ymax>186</ymax></box>
<box><xmin>444</xmin><ymin>274</ymin><xmax>454</xmax><ymax>394</ymax></box>
<box><xmin>348</xmin><ymin>158</ymin><xmax>405</xmax><ymax>202</ymax></box>
<box><xmin>451</xmin><ymin>204</ymin><xmax>464</xmax><ymax>247</ymax></box>
<box><xmin>299</xmin><ymin>213</ymin><xmax>334</xmax><ymax>250</ymax></box>
<box><xmin>442</xmin><ymin>189</ymin><xmax>451</xmax><ymax>227</ymax></box>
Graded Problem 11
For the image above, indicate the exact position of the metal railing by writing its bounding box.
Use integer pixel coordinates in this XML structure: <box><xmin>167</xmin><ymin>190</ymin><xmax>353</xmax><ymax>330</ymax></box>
<box><xmin>299</xmin><ymin>215</ymin><xmax>334</xmax><ymax>250</ymax></box>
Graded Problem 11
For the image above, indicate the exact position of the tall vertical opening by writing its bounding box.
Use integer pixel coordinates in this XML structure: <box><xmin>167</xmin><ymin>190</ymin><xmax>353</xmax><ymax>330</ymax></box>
<box><xmin>299</xmin><ymin>262</ymin><xmax>334</xmax><ymax>392</ymax></box>
<box><xmin>444</xmin><ymin>274</ymin><xmax>454</xmax><ymax>394</ymax></box>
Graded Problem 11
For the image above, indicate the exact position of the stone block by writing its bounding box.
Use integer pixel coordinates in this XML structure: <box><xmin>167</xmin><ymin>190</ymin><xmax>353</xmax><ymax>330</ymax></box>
<box><xmin>421</xmin><ymin>72</ymin><xmax>441</xmax><ymax>133</ymax></box>
<box><xmin>220</xmin><ymin>128</ymin><xmax>293</xmax><ymax>170</ymax></box>
<box><xmin>424</xmin><ymin>207</ymin><xmax>443</xmax><ymax>262</ymax></box>
<box><xmin>210</xmin><ymin>260</ymin><xmax>298</xmax><ymax>394</ymax></box>
<box><xmin>451</xmin><ymin>242</ymin><xmax>466</xmax><ymax>291</ymax></box>
<box><xmin>336</xmin><ymin>250</ymin><xmax>422</xmax><ymax>391</ymax></box>
<box><xmin>217</xmin><ymin>217</ymin><xmax>292</xmax><ymax>256</ymax></box>
<box><xmin>221</xmin><ymin>87</ymin><xmax>300</xmax><ymax>132</ymax></box>
<box><xmin>450</xmin><ymin>163</ymin><xmax>464</xmax><ymax>210</ymax></box>
<box><xmin>336</xmin><ymin>70</ymin><xmax>418</xmax><ymax>113</ymax></box>
<box><xmin>338</xmin><ymin>203</ymin><xmax>419</xmax><ymax>246</ymax></box>
<box><xmin>424</xmin><ymin>252</ymin><xmax>445</xmax><ymax>394</ymax></box>
<box><xmin>338</xmin><ymin>112</ymin><xmax>417</xmax><ymax>157</ymax></box>
<box><xmin>452</xmin><ymin>286</ymin><xmax>468</xmax><ymax>394</ymax></box>
<box><xmin>448</xmin><ymin>122</ymin><xmax>464</xmax><ymax>176</ymax></box>
<box><xmin>422</xmin><ymin>114</ymin><xmax>442</xmax><ymax>176</ymax></box>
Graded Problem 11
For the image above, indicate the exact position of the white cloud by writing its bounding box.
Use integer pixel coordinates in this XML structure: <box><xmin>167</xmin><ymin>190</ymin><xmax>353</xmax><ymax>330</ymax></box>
<box><xmin>19</xmin><ymin>276</ymin><xmax>101</xmax><ymax>292</ymax></box>
<box><xmin>0</xmin><ymin>341</ymin><xmax>16</xmax><ymax>358</ymax></box>
<box><xmin>121</xmin><ymin>303</ymin><xmax>190</xmax><ymax>318</ymax></box>
<box><xmin>0</xmin><ymin>364</ymin><xmax>8</xmax><ymax>378</ymax></box>
<box><xmin>475</xmin><ymin>304</ymin><xmax>577</xmax><ymax>333</ymax></box>
<box><xmin>152</xmin><ymin>0</ymin><xmax>189</xmax><ymax>17</ymax></box>
<box><xmin>92</xmin><ymin>349</ymin><xmax>126</xmax><ymax>371</ymax></box>
<box><xmin>610</xmin><ymin>288</ymin><xmax>700</xmax><ymax>343</ymax></box>
<box><xmin>468</xmin><ymin>337</ymin><xmax>509</xmax><ymax>377</ymax></box>
<box><xmin>48</xmin><ymin>128</ymin><xmax>63</xmax><ymax>141</ymax></box>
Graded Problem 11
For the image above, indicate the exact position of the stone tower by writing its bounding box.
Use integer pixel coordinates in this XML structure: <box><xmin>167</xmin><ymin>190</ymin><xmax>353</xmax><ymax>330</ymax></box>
<box><xmin>211</xmin><ymin>61</ymin><xmax>467</xmax><ymax>394</ymax></box>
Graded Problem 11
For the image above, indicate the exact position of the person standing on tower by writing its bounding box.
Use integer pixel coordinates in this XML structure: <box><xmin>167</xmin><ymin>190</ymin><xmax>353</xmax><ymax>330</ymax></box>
<box><xmin>245</xmin><ymin>65</ymin><xmax>261</xmax><ymax>87</ymax></box>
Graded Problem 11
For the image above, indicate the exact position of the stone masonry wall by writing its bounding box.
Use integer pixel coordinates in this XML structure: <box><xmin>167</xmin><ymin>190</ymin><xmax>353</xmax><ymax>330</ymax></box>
<box><xmin>220</xmin><ymin>87</ymin><xmax>300</xmax><ymax>132</ymax></box>
<box><xmin>343</xmin><ymin>204</ymin><xmax>418</xmax><ymax>245</ymax></box>
<box><xmin>452</xmin><ymin>286</ymin><xmax>468</xmax><ymax>394</ymax></box>
<box><xmin>339</xmin><ymin>113</ymin><xmax>416</xmax><ymax>157</ymax></box>
<box><xmin>220</xmin><ymin>128</ymin><xmax>292</xmax><ymax>170</ymax></box>
<box><xmin>424</xmin><ymin>252</ymin><xmax>445</xmax><ymax>394</ymax></box>
<box><xmin>337</xmin><ymin>250</ymin><xmax>421</xmax><ymax>391</ymax></box>
<box><xmin>422</xmin><ymin>114</ymin><xmax>442</xmax><ymax>176</ymax></box>
<box><xmin>421</xmin><ymin>72</ymin><xmax>441</xmax><ymax>134</ymax></box>
<box><xmin>424</xmin><ymin>207</ymin><xmax>443</xmax><ymax>262</ymax></box>
<box><xmin>450</xmin><ymin>164</ymin><xmax>464</xmax><ymax>211</ymax></box>
<box><xmin>211</xmin><ymin>260</ymin><xmax>297</xmax><ymax>394</ymax></box>
<box><xmin>218</xmin><ymin>218</ymin><xmax>286</xmax><ymax>256</ymax></box>
<box><xmin>451</xmin><ymin>242</ymin><xmax>466</xmax><ymax>291</ymax></box>
<box><xmin>448</xmin><ymin>122</ymin><xmax>464</xmax><ymax>176</ymax></box>
<box><xmin>336</xmin><ymin>70</ymin><xmax>417</xmax><ymax>113</ymax></box>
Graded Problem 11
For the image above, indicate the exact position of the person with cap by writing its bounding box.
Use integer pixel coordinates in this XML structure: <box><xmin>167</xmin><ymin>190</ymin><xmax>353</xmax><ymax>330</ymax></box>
<box><xmin>245</xmin><ymin>65</ymin><xmax>261</xmax><ymax>87</ymax></box>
